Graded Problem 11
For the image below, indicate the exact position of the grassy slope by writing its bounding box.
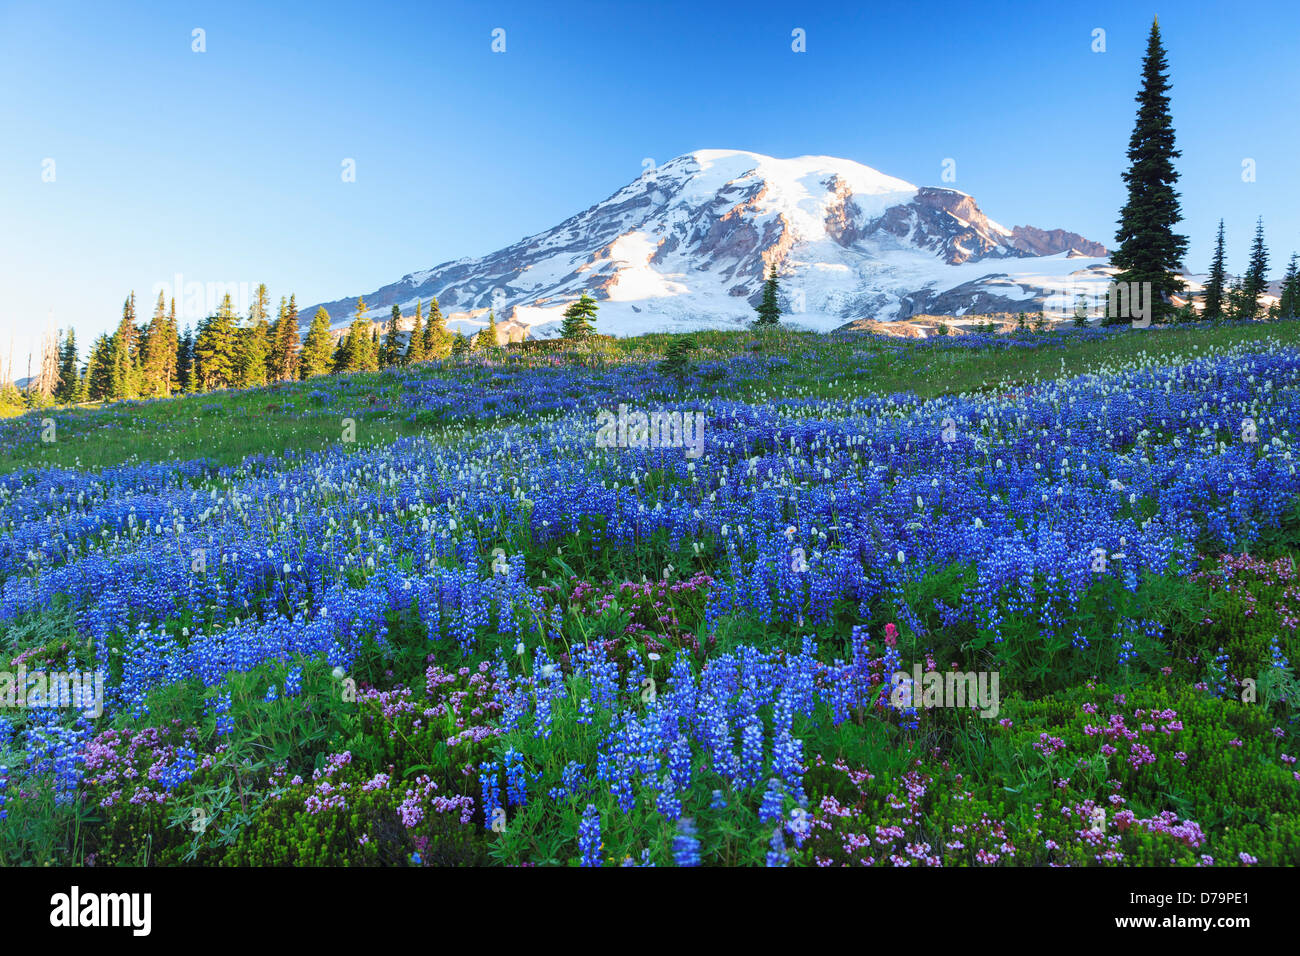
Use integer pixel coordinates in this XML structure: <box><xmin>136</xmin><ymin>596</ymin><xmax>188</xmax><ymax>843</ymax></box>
<box><xmin>6</xmin><ymin>321</ymin><xmax>1299</xmax><ymax>475</ymax></box>
<box><xmin>6</xmin><ymin>321</ymin><xmax>1300</xmax><ymax>866</ymax></box>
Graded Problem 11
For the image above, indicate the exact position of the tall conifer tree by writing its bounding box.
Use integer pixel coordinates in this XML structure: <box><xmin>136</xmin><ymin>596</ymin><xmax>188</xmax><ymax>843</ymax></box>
<box><xmin>382</xmin><ymin>304</ymin><xmax>403</xmax><ymax>367</ymax></box>
<box><xmin>86</xmin><ymin>333</ymin><xmax>115</xmax><ymax>401</ymax></box>
<box><xmin>176</xmin><ymin>325</ymin><xmax>194</xmax><ymax>393</ymax></box>
<box><xmin>194</xmin><ymin>293</ymin><xmax>239</xmax><ymax>391</ymax></box>
<box><xmin>163</xmin><ymin>297</ymin><xmax>180</xmax><ymax>394</ymax></box>
<box><xmin>240</xmin><ymin>285</ymin><xmax>271</xmax><ymax>387</ymax></box>
<box><xmin>139</xmin><ymin>291</ymin><xmax>170</xmax><ymax>396</ymax></box>
<box><xmin>300</xmin><ymin>307</ymin><xmax>334</xmax><ymax>379</ymax></box>
<box><xmin>1279</xmin><ymin>254</ymin><xmax>1300</xmax><ymax>319</ymax></box>
<box><xmin>560</xmin><ymin>293</ymin><xmax>598</xmax><ymax>340</ymax></box>
<box><xmin>424</xmin><ymin>296</ymin><xmax>450</xmax><ymax>358</ymax></box>
<box><xmin>279</xmin><ymin>295</ymin><xmax>302</xmax><ymax>380</ymax></box>
<box><xmin>1202</xmin><ymin>219</ymin><xmax>1228</xmax><ymax>322</ymax></box>
<box><xmin>110</xmin><ymin>292</ymin><xmax>139</xmax><ymax>398</ymax></box>
<box><xmin>1240</xmin><ymin>218</ymin><xmax>1270</xmax><ymax>320</ymax></box>
<box><xmin>407</xmin><ymin>300</ymin><xmax>425</xmax><ymax>364</ymax></box>
<box><xmin>1111</xmin><ymin>18</ymin><xmax>1188</xmax><ymax>324</ymax></box>
<box><xmin>56</xmin><ymin>329</ymin><xmax>79</xmax><ymax>403</ymax></box>
<box><xmin>754</xmin><ymin>266</ymin><xmax>781</xmax><ymax>326</ymax></box>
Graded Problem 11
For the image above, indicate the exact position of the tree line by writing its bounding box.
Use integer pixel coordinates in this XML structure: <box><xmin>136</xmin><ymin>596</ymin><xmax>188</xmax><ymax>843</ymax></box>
<box><xmin>29</xmin><ymin>290</ymin><xmax>456</xmax><ymax>406</ymax></box>
<box><xmin>18</xmin><ymin>288</ymin><xmax>604</xmax><ymax>408</ymax></box>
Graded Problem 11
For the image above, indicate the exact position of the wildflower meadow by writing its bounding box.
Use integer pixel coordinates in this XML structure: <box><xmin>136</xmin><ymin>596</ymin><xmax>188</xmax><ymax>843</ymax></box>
<box><xmin>3</xmin><ymin>324</ymin><xmax>1298</xmax><ymax>870</ymax></box>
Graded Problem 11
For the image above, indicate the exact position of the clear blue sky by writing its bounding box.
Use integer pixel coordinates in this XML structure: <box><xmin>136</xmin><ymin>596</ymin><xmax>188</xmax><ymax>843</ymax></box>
<box><xmin>2</xmin><ymin>0</ymin><xmax>1297</xmax><ymax>366</ymax></box>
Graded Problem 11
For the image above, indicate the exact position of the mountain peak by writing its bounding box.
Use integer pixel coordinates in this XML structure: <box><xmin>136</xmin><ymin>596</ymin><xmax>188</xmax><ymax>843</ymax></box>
<box><xmin>302</xmin><ymin>151</ymin><xmax>1107</xmax><ymax>337</ymax></box>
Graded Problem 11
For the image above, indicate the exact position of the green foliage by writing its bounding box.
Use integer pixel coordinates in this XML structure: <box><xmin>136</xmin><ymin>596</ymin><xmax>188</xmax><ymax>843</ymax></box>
<box><xmin>424</xmin><ymin>297</ymin><xmax>451</xmax><ymax>359</ymax></box>
<box><xmin>194</xmin><ymin>294</ymin><xmax>240</xmax><ymax>391</ymax></box>
<box><xmin>1072</xmin><ymin>295</ymin><xmax>1090</xmax><ymax>327</ymax></box>
<box><xmin>657</xmin><ymin>334</ymin><xmax>697</xmax><ymax>380</ymax></box>
<box><xmin>1203</xmin><ymin>219</ymin><xmax>1228</xmax><ymax>322</ymax></box>
<box><xmin>753</xmin><ymin>265</ymin><xmax>781</xmax><ymax>326</ymax></box>
<box><xmin>1279</xmin><ymin>255</ymin><xmax>1300</xmax><ymax>320</ymax></box>
<box><xmin>560</xmin><ymin>293</ymin><xmax>599</xmax><ymax>340</ymax></box>
<box><xmin>1111</xmin><ymin>18</ymin><xmax>1189</xmax><ymax>324</ymax></box>
<box><xmin>300</xmin><ymin>306</ymin><xmax>334</xmax><ymax>379</ymax></box>
<box><xmin>238</xmin><ymin>286</ymin><xmax>271</xmax><ymax>389</ymax></box>
<box><xmin>407</xmin><ymin>300</ymin><xmax>425</xmax><ymax>365</ymax></box>
<box><xmin>335</xmin><ymin>298</ymin><xmax>379</xmax><ymax>374</ymax></box>
<box><xmin>381</xmin><ymin>304</ymin><xmax>403</xmax><ymax>368</ymax></box>
<box><xmin>1240</xmin><ymin>218</ymin><xmax>1270</xmax><ymax>320</ymax></box>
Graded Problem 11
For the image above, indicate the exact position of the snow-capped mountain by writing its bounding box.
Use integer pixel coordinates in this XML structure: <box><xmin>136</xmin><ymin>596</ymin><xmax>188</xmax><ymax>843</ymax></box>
<box><xmin>302</xmin><ymin>149</ymin><xmax>1111</xmax><ymax>338</ymax></box>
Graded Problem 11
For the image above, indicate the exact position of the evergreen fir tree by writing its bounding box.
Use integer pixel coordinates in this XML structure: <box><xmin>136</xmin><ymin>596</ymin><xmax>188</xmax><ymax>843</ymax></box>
<box><xmin>658</xmin><ymin>334</ymin><xmax>697</xmax><ymax>380</ymax></box>
<box><xmin>193</xmin><ymin>294</ymin><xmax>239</xmax><ymax>391</ymax></box>
<box><xmin>266</xmin><ymin>297</ymin><xmax>282</xmax><ymax>378</ymax></box>
<box><xmin>238</xmin><ymin>291</ymin><xmax>269</xmax><ymax>388</ymax></box>
<box><xmin>1071</xmin><ymin>294</ymin><xmax>1090</xmax><ymax>328</ymax></box>
<box><xmin>1202</xmin><ymin>219</ymin><xmax>1228</xmax><ymax>322</ymax></box>
<box><xmin>382</xmin><ymin>304</ymin><xmax>403</xmax><ymax>367</ymax></box>
<box><xmin>176</xmin><ymin>326</ymin><xmax>194</xmax><ymax>393</ymax></box>
<box><xmin>279</xmin><ymin>295</ymin><xmax>301</xmax><ymax>381</ymax></box>
<box><xmin>109</xmin><ymin>292</ymin><xmax>139</xmax><ymax>399</ymax></box>
<box><xmin>1240</xmin><ymin>217</ymin><xmax>1270</xmax><ymax>320</ymax></box>
<box><xmin>334</xmin><ymin>299</ymin><xmax>379</xmax><ymax>374</ymax></box>
<box><xmin>407</xmin><ymin>300</ymin><xmax>425</xmax><ymax>365</ymax></box>
<box><xmin>754</xmin><ymin>265</ymin><xmax>781</xmax><ymax>326</ymax></box>
<box><xmin>237</xmin><ymin>283</ymin><xmax>270</xmax><ymax>387</ymax></box>
<box><xmin>139</xmin><ymin>291</ymin><xmax>171</xmax><ymax>396</ymax></box>
<box><xmin>56</xmin><ymin>328</ymin><xmax>80</xmax><ymax>403</ymax></box>
<box><xmin>268</xmin><ymin>297</ymin><xmax>287</xmax><ymax>380</ymax></box>
<box><xmin>1226</xmin><ymin>276</ymin><xmax>1248</xmax><ymax>321</ymax></box>
<box><xmin>1111</xmin><ymin>18</ymin><xmax>1188</xmax><ymax>325</ymax></box>
<box><xmin>72</xmin><ymin>354</ymin><xmax>90</xmax><ymax>402</ymax></box>
<box><xmin>300</xmin><ymin>307</ymin><xmax>334</xmax><ymax>379</ymax></box>
<box><xmin>424</xmin><ymin>296</ymin><xmax>450</xmax><ymax>358</ymax></box>
<box><xmin>484</xmin><ymin>310</ymin><xmax>499</xmax><ymax>348</ymax></box>
<box><xmin>1279</xmin><ymin>254</ymin><xmax>1300</xmax><ymax>319</ymax></box>
<box><xmin>85</xmin><ymin>333</ymin><xmax>115</xmax><ymax>401</ymax></box>
<box><xmin>162</xmin><ymin>297</ymin><xmax>179</xmax><ymax>395</ymax></box>
<box><xmin>241</xmin><ymin>319</ymin><xmax>269</xmax><ymax>387</ymax></box>
<box><xmin>451</xmin><ymin>330</ymin><xmax>470</xmax><ymax>356</ymax></box>
<box><xmin>560</xmin><ymin>293</ymin><xmax>598</xmax><ymax>340</ymax></box>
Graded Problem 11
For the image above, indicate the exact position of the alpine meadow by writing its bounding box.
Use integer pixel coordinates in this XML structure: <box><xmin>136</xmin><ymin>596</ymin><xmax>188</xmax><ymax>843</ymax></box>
<box><xmin>3</xmin><ymin>3</ymin><xmax>1299</xmax><ymax>920</ymax></box>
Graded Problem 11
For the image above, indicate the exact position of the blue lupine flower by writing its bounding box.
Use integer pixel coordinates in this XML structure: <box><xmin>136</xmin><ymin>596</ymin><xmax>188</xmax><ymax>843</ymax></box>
<box><xmin>672</xmin><ymin>817</ymin><xmax>701</xmax><ymax>867</ymax></box>
<box><xmin>765</xmin><ymin>827</ymin><xmax>789</xmax><ymax>867</ymax></box>
<box><xmin>758</xmin><ymin>778</ymin><xmax>787</xmax><ymax>824</ymax></box>
<box><xmin>578</xmin><ymin>804</ymin><xmax>602</xmax><ymax>867</ymax></box>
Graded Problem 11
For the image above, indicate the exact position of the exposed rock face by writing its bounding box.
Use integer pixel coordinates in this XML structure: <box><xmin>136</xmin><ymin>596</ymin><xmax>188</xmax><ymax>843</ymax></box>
<box><xmin>872</xmin><ymin>187</ymin><xmax>1005</xmax><ymax>264</ymax></box>
<box><xmin>823</xmin><ymin>175</ymin><xmax>864</xmax><ymax>247</ymax></box>
<box><xmin>299</xmin><ymin>149</ymin><xmax>1109</xmax><ymax>337</ymax></box>
<box><xmin>1008</xmin><ymin>224</ymin><xmax>1107</xmax><ymax>258</ymax></box>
